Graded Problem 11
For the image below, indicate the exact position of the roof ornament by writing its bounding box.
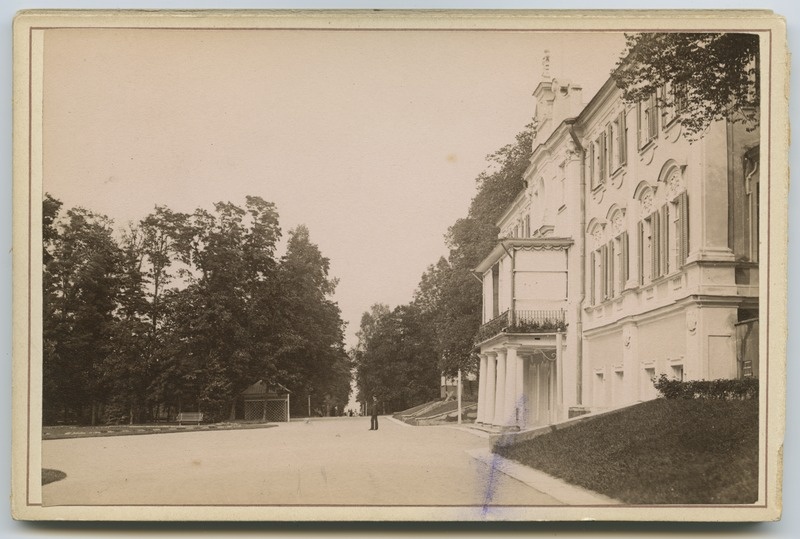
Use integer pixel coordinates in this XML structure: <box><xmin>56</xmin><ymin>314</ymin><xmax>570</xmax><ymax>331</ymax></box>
<box><xmin>542</xmin><ymin>49</ymin><xmax>551</xmax><ymax>79</ymax></box>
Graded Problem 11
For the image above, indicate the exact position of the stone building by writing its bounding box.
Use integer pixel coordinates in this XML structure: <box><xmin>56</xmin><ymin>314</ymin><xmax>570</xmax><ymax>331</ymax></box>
<box><xmin>474</xmin><ymin>54</ymin><xmax>760</xmax><ymax>431</ymax></box>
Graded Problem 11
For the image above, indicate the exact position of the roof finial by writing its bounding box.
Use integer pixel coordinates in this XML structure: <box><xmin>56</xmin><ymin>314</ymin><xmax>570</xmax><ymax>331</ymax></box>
<box><xmin>542</xmin><ymin>49</ymin><xmax>551</xmax><ymax>79</ymax></box>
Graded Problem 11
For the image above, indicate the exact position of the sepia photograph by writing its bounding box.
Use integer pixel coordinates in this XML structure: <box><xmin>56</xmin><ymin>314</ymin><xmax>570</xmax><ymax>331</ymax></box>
<box><xmin>10</xmin><ymin>9</ymin><xmax>787</xmax><ymax>522</ymax></box>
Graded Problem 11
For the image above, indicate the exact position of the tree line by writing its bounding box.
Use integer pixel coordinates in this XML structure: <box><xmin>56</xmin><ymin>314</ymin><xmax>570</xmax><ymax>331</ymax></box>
<box><xmin>43</xmin><ymin>195</ymin><xmax>351</xmax><ymax>425</ymax></box>
<box><xmin>352</xmin><ymin>32</ymin><xmax>760</xmax><ymax>414</ymax></box>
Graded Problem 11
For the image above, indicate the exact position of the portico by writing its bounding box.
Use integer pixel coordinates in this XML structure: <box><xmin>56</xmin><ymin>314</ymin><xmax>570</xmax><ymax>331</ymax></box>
<box><xmin>477</xmin><ymin>333</ymin><xmax>565</xmax><ymax>431</ymax></box>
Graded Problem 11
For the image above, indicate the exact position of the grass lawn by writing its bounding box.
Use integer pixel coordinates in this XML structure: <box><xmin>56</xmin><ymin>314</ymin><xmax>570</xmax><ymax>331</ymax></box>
<box><xmin>494</xmin><ymin>398</ymin><xmax>759</xmax><ymax>504</ymax></box>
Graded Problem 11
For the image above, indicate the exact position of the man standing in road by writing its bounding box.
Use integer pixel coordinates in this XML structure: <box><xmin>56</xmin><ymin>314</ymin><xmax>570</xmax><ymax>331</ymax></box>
<box><xmin>369</xmin><ymin>395</ymin><xmax>379</xmax><ymax>431</ymax></box>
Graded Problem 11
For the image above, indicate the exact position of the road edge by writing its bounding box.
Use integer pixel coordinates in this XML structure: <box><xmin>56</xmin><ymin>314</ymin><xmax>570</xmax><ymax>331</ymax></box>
<box><xmin>466</xmin><ymin>447</ymin><xmax>621</xmax><ymax>506</ymax></box>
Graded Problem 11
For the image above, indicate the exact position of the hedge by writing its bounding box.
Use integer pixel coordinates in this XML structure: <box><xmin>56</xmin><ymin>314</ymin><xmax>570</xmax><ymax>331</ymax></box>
<box><xmin>653</xmin><ymin>375</ymin><xmax>759</xmax><ymax>400</ymax></box>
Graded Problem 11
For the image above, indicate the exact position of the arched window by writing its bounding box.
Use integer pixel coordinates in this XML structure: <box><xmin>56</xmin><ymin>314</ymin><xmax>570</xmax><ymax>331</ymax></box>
<box><xmin>635</xmin><ymin>185</ymin><xmax>657</xmax><ymax>285</ymax></box>
<box><xmin>660</xmin><ymin>165</ymin><xmax>689</xmax><ymax>271</ymax></box>
<box><xmin>607</xmin><ymin>208</ymin><xmax>629</xmax><ymax>296</ymax></box>
<box><xmin>587</xmin><ymin>220</ymin><xmax>606</xmax><ymax>305</ymax></box>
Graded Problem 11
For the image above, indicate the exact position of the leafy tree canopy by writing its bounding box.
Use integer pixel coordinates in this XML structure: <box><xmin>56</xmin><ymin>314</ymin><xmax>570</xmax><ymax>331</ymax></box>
<box><xmin>612</xmin><ymin>32</ymin><xmax>759</xmax><ymax>138</ymax></box>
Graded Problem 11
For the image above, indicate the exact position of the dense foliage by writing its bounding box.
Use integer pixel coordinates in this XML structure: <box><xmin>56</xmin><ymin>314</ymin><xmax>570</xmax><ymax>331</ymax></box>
<box><xmin>43</xmin><ymin>194</ymin><xmax>350</xmax><ymax>425</ymax></box>
<box><xmin>352</xmin><ymin>304</ymin><xmax>441</xmax><ymax>413</ymax></box>
<box><xmin>653</xmin><ymin>375</ymin><xmax>759</xmax><ymax>400</ymax></box>
<box><xmin>612</xmin><ymin>33</ymin><xmax>759</xmax><ymax>139</ymax></box>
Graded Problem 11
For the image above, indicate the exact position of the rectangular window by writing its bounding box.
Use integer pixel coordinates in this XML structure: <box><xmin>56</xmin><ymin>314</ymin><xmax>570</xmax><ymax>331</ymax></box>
<box><xmin>648</xmin><ymin>93</ymin><xmax>659</xmax><ymax>141</ymax></box>
<box><xmin>671</xmin><ymin>364</ymin><xmax>685</xmax><ymax>382</ymax></box>
<box><xmin>638</xmin><ymin>93</ymin><xmax>658</xmax><ymax>148</ymax></box>
<box><xmin>606</xmin><ymin>124</ymin><xmax>615</xmax><ymax>172</ymax></box>
<box><xmin>599</xmin><ymin>132</ymin><xmax>607</xmax><ymax>183</ymax></box>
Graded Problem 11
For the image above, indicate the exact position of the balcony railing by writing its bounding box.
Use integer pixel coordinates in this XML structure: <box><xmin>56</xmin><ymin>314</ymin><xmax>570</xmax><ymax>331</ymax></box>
<box><xmin>474</xmin><ymin>309</ymin><xmax>567</xmax><ymax>344</ymax></box>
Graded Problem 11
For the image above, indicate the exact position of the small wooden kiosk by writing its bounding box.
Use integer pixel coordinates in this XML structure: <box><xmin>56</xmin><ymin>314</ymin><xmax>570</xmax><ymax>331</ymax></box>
<box><xmin>240</xmin><ymin>380</ymin><xmax>291</xmax><ymax>422</ymax></box>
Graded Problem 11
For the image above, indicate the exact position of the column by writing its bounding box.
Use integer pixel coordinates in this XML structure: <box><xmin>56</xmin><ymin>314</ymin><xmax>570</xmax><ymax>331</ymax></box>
<box><xmin>493</xmin><ymin>349</ymin><xmax>507</xmax><ymax>427</ymax></box>
<box><xmin>555</xmin><ymin>333</ymin><xmax>564</xmax><ymax>422</ymax></box>
<box><xmin>484</xmin><ymin>352</ymin><xmax>497</xmax><ymax>426</ymax></box>
<box><xmin>477</xmin><ymin>354</ymin><xmax>488</xmax><ymax>424</ymax></box>
<box><xmin>514</xmin><ymin>347</ymin><xmax>525</xmax><ymax>429</ymax></box>
<box><xmin>504</xmin><ymin>345</ymin><xmax>519</xmax><ymax>428</ymax></box>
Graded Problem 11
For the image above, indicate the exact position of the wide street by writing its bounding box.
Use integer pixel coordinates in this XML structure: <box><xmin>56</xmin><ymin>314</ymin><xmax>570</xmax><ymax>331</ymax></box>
<box><xmin>41</xmin><ymin>416</ymin><xmax>559</xmax><ymax>507</ymax></box>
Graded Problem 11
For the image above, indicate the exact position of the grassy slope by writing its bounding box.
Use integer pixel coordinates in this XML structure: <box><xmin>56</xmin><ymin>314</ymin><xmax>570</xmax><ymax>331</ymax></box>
<box><xmin>495</xmin><ymin>399</ymin><xmax>759</xmax><ymax>504</ymax></box>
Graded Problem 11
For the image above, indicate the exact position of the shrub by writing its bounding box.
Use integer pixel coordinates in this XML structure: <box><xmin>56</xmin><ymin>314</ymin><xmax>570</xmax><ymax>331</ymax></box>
<box><xmin>507</xmin><ymin>319</ymin><xmax>567</xmax><ymax>333</ymax></box>
<box><xmin>653</xmin><ymin>375</ymin><xmax>759</xmax><ymax>400</ymax></box>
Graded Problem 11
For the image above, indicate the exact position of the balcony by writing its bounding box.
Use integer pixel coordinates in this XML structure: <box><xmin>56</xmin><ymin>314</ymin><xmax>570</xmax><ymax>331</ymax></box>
<box><xmin>475</xmin><ymin>309</ymin><xmax>567</xmax><ymax>344</ymax></box>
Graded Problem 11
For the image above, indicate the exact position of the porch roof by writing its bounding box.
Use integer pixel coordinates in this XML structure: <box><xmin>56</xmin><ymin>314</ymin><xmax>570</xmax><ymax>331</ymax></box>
<box><xmin>473</xmin><ymin>237</ymin><xmax>574</xmax><ymax>274</ymax></box>
<box><xmin>478</xmin><ymin>331</ymin><xmax>562</xmax><ymax>351</ymax></box>
<box><xmin>241</xmin><ymin>380</ymin><xmax>291</xmax><ymax>397</ymax></box>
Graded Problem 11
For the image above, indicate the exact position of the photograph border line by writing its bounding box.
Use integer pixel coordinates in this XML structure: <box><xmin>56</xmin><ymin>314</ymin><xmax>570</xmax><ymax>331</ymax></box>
<box><xmin>12</xmin><ymin>12</ymin><xmax>785</xmax><ymax>521</ymax></box>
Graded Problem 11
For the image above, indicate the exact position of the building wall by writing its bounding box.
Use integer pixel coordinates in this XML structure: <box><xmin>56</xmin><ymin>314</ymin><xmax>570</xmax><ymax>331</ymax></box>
<box><xmin>477</xmin><ymin>70</ymin><xmax>759</xmax><ymax>427</ymax></box>
<box><xmin>578</xmin><ymin>82</ymin><xmax>759</xmax><ymax>410</ymax></box>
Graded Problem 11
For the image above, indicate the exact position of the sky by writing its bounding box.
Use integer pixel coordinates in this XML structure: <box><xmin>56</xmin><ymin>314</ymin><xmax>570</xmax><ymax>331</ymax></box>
<box><xmin>43</xmin><ymin>28</ymin><xmax>626</xmax><ymax>348</ymax></box>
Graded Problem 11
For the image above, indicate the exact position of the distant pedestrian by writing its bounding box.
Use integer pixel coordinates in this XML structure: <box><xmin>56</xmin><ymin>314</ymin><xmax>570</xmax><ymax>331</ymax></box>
<box><xmin>369</xmin><ymin>395</ymin><xmax>379</xmax><ymax>431</ymax></box>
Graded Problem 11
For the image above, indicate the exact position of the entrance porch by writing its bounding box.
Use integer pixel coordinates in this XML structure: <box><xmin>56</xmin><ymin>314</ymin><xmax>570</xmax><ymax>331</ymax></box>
<box><xmin>476</xmin><ymin>332</ymin><xmax>565</xmax><ymax>431</ymax></box>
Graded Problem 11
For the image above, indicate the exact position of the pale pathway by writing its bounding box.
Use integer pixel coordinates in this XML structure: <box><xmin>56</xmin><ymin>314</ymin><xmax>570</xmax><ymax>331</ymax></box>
<box><xmin>42</xmin><ymin>416</ymin><xmax>560</xmax><ymax>507</ymax></box>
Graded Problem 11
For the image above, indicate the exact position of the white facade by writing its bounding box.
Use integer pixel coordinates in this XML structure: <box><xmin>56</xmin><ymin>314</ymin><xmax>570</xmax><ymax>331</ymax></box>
<box><xmin>475</xmin><ymin>65</ymin><xmax>760</xmax><ymax>431</ymax></box>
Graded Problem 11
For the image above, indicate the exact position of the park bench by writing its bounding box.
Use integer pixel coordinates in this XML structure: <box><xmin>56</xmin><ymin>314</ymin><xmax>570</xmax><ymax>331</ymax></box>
<box><xmin>176</xmin><ymin>412</ymin><xmax>203</xmax><ymax>425</ymax></box>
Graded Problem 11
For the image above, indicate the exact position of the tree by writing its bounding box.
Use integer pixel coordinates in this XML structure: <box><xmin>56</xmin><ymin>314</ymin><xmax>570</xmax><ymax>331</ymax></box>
<box><xmin>275</xmin><ymin>225</ymin><xmax>350</xmax><ymax>415</ymax></box>
<box><xmin>468</xmin><ymin>120</ymin><xmax>536</xmax><ymax>225</ymax></box>
<box><xmin>353</xmin><ymin>304</ymin><xmax>439</xmax><ymax>413</ymax></box>
<box><xmin>612</xmin><ymin>33</ymin><xmax>759</xmax><ymax>138</ymax></box>
<box><xmin>100</xmin><ymin>223</ymin><xmax>152</xmax><ymax>424</ymax></box>
<box><xmin>150</xmin><ymin>198</ymin><xmax>284</xmax><ymax>421</ymax></box>
<box><xmin>139</xmin><ymin>206</ymin><xmax>188</xmax><ymax>344</ymax></box>
<box><xmin>43</xmin><ymin>203</ymin><xmax>124</xmax><ymax>424</ymax></box>
<box><xmin>352</xmin><ymin>303</ymin><xmax>391</xmax><ymax>407</ymax></box>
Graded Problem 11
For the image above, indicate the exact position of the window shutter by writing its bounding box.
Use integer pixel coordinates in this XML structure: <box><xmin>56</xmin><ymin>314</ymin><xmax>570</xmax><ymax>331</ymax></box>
<box><xmin>589</xmin><ymin>144</ymin><xmax>595</xmax><ymax>188</ymax></box>
<box><xmin>607</xmin><ymin>124</ymin><xmax>614</xmax><ymax>172</ymax></box>
<box><xmin>649</xmin><ymin>93</ymin><xmax>657</xmax><ymax>140</ymax></box>
<box><xmin>679</xmin><ymin>191</ymin><xmax>689</xmax><ymax>265</ymax></box>
<box><xmin>599</xmin><ymin>134</ymin><xmax>606</xmax><ymax>182</ymax></box>
<box><xmin>618</xmin><ymin>111</ymin><xmax>627</xmax><ymax>166</ymax></box>
<box><xmin>590</xmin><ymin>251</ymin><xmax>596</xmax><ymax>305</ymax></box>
<box><xmin>651</xmin><ymin>211</ymin><xmax>659</xmax><ymax>280</ymax></box>
<box><xmin>600</xmin><ymin>244</ymin><xmax>607</xmax><ymax>300</ymax></box>
<box><xmin>621</xmin><ymin>231</ymin><xmax>629</xmax><ymax>290</ymax></box>
<box><xmin>665</xmin><ymin>207</ymin><xmax>669</xmax><ymax>275</ymax></box>
<box><xmin>637</xmin><ymin>221</ymin><xmax>644</xmax><ymax>285</ymax></box>
<box><xmin>608</xmin><ymin>241</ymin><xmax>615</xmax><ymax>298</ymax></box>
<box><xmin>636</xmin><ymin>101</ymin><xmax>643</xmax><ymax>149</ymax></box>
